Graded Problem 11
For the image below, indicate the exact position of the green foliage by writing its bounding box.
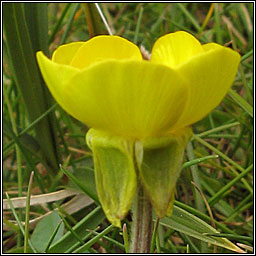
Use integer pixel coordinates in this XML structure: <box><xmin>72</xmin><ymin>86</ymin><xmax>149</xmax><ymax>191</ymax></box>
<box><xmin>30</xmin><ymin>211</ymin><xmax>64</xmax><ymax>252</ymax></box>
<box><xmin>3</xmin><ymin>3</ymin><xmax>253</xmax><ymax>254</ymax></box>
<box><xmin>3</xmin><ymin>3</ymin><xmax>60</xmax><ymax>173</ymax></box>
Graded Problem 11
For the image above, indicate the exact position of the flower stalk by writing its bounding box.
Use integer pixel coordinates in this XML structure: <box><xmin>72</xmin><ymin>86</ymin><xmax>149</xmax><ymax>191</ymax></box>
<box><xmin>130</xmin><ymin>182</ymin><xmax>153</xmax><ymax>253</ymax></box>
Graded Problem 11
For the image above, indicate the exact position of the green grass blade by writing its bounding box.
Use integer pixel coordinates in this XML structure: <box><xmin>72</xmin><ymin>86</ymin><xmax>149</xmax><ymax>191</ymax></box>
<box><xmin>159</xmin><ymin>205</ymin><xmax>245</xmax><ymax>253</ymax></box>
<box><xmin>48</xmin><ymin>3</ymin><xmax>72</xmax><ymax>44</ymax></box>
<box><xmin>150</xmin><ymin>218</ymin><xmax>160</xmax><ymax>253</ymax></box>
<box><xmin>204</xmin><ymin>233</ymin><xmax>253</xmax><ymax>243</ymax></box>
<box><xmin>61</xmin><ymin>217</ymin><xmax>85</xmax><ymax>245</ymax></box>
<box><xmin>87</xmin><ymin>229</ymin><xmax>125</xmax><ymax>250</ymax></box>
<box><xmin>241</xmin><ymin>49</ymin><xmax>253</xmax><ymax>62</ymax></box>
<box><xmin>196</xmin><ymin>122</ymin><xmax>240</xmax><ymax>138</ymax></box>
<box><xmin>186</xmin><ymin>142</ymin><xmax>205</xmax><ymax>213</ymax></box>
<box><xmin>174</xmin><ymin>201</ymin><xmax>234</xmax><ymax>234</ymax></box>
<box><xmin>183</xmin><ymin>155</ymin><xmax>219</xmax><ymax>169</ymax></box>
<box><xmin>48</xmin><ymin>206</ymin><xmax>105</xmax><ymax>253</ymax></box>
<box><xmin>59</xmin><ymin>165</ymin><xmax>99</xmax><ymax>203</ymax></box>
<box><xmin>60</xmin><ymin>3</ymin><xmax>80</xmax><ymax>44</ymax></box>
<box><xmin>3</xmin><ymin>116</ymin><xmax>46</xmax><ymax>193</ymax></box>
<box><xmin>193</xmin><ymin>135</ymin><xmax>251</xmax><ymax>175</ymax></box>
<box><xmin>176</xmin><ymin>3</ymin><xmax>200</xmax><ymax>31</ymax></box>
<box><xmin>31</xmin><ymin>211</ymin><xmax>64</xmax><ymax>252</ymax></box>
<box><xmin>225</xmin><ymin>194</ymin><xmax>252</xmax><ymax>222</ymax></box>
<box><xmin>208</xmin><ymin>164</ymin><xmax>253</xmax><ymax>206</ymax></box>
<box><xmin>5</xmin><ymin>193</ymin><xmax>38</xmax><ymax>253</ymax></box>
<box><xmin>3</xmin><ymin>83</ymin><xmax>24</xmax><ymax>246</ymax></box>
<box><xmin>122</xmin><ymin>223</ymin><xmax>129</xmax><ymax>253</ymax></box>
<box><xmin>134</xmin><ymin>6</ymin><xmax>144</xmax><ymax>44</ymax></box>
<box><xmin>24</xmin><ymin>171</ymin><xmax>34</xmax><ymax>253</ymax></box>
<box><xmin>228</xmin><ymin>89</ymin><xmax>253</xmax><ymax>117</ymax></box>
<box><xmin>24</xmin><ymin>3</ymin><xmax>49</xmax><ymax>54</ymax></box>
<box><xmin>73</xmin><ymin>225</ymin><xmax>113</xmax><ymax>253</ymax></box>
<box><xmin>82</xmin><ymin>3</ymin><xmax>104</xmax><ymax>37</ymax></box>
<box><xmin>23</xmin><ymin>3</ymin><xmax>61</xmax><ymax>164</ymax></box>
<box><xmin>3</xmin><ymin>3</ymin><xmax>59</xmax><ymax>171</ymax></box>
<box><xmin>44</xmin><ymin>220</ymin><xmax>63</xmax><ymax>253</ymax></box>
<box><xmin>3</xmin><ymin>103</ymin><xmax>57</xmax><ymax>153</ymax></box>
<box><xmin>214</xmin><ymin>3</ymin><xmax>223</xmax><ymax>44</ymax></box>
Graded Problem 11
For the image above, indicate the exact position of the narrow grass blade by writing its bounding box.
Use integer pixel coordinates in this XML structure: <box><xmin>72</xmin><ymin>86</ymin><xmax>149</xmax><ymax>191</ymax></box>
<box><xmin>183</xmin><ymin>155</ymin><xmax>219</xmax><ymax>169</ymax></box>
<box><xmin>88</xmin><ymin>229</ymin><xmax>125</xmax><ymax>250</ymax></box>
<box><xmin>196</xmin><ymin>122</ymin><xmax>240</xmax><ymax>138</ymax></box>
<box><xmin>73</xmin><ymin>225</ymin><xmax>113</xmax><ymax>253</ymax></box>
<box><xmin>3</xmin><ymin>83</ymin><xmax>23</xmax><ymax>215</ymax></box>
<box><xmin>60</xmin><ymin>3</ymin><xmax>80</xmax><ymax>44</ymax></box>
<box><xmin>214</xmin><ymin>3</ymin><xmax>223</xmax><ymax>44</ymax></box>
<box><xmin>150</xmin><ymin>217</ymin><xmax>160</xmax><ymax>253</ymax></box>
<box><xmin>228</xmin><ymin>89</ymin><xmax>253</xmax><ymax>117</ymax></box>
<box><xmin>3</xmin><ymin>117</ymin><xmax>46</xmax><ymax>193</ymax></box>
<box><xmin>3</xmin><ymin>103</ymin><xmax>57</xmax><ymax>153</ymax></box>
<box><xmin>193</xmin><ymin>135</ymin><xmax>251</xmax><ymax>175</ymax></box>
<box><xmin>204</xmin><ymin>233</ymin><xmax>253</xmax><ymax>243</ymax></box>
<box><xmin>82</xmin><ymin>3</ymin><xmax>104</xmax><ymax>37</ymax></box>
<box><xmin>225</xmin><ymin>194</ymin><xmax>252</xmax><ymax>222</ymax></box>
<box><xmin>186</xmin><ymin>142</ymin><xmax>205</xmax><ymax>213</ymax></box>
<box><xmin>24</xmin><ymin>3</ymin><xmax>60</xmax><ymax>163</ymax></box>
<box><xmin>3</xmin><ymin>218</ymin><xmax>20</xmax><ymax>232</ymax></box>
<box><xmin>61</xmin><ymin>217</ymin><xmax>85</xmax><ymax>245</ymax></box>
<box><xmin>23</xmin><ymin>3</ymin><xmax>49</xmax><ymax>54</ymax></box>
<box><xmin>176</xmin><ymin>3</ymin><xmax>200</xmax><ymax>31</ymax></box>
<box><xmin>44</xmin><ymin>220</ymin><xmax>63</xmax><ymax>253</ymax></box>
<box><xmin>24</xmin><ymin>171</ymin><xmax>34</xmax><ymax>253</ymax></box>
<box><xmin>208</xmin><ymin>164</ymin><xmax>253</xmax><ymax>206</ymax></box>
<box><xmin>241</xmin><ymin>49</ymin><xmax>253</xmax><ymax>62</ymax></box>
<box><xmin>134</xmin><ymin>6</ymin><xmax>143</xmax><ymax>44</ymax></box>
<box><xmin>199</xmin><ymin>3</ymin><xmax>214</xmax><ymax>33</ymax></box>
<box><xmin>59</xmin><ymin>165</ymin><xmax>99</xmax><ymax>203</ymax></box>
<box><xmin>48</xmin><ymin>3</ymin><xmax>72</xmax><ymax>44</ymax></box>
<box><xmin>174</xmin><ymin>200</ymin><xmax>235</xmax><ymax>234</ymax></box>
<box><xmin>236</xmin><ymin>243</ymin><xmax>253</xmax><ymax>252</ymax></box>
<box><xmin>3</xmin><ymin>3</ymin><xmax>59</xmax><ymax>171</ymax></box>
<box><xmin>159</xmin><ymin>205</ymin><xmax>245</xmax><ymax>253</ymax></box>
<box><xmin>31</xmin><ymin>211</ymin><xmax>64</xmax><ymax>252</ymax></box>
<box><xmin>48</xmin><ymin>206</ymin><xmax>105</xmax><ymax>253</ymax></box>
<box><xmin>5</xmin><ymin>193</ymin><xmax>37</xmax><ymax>253</ymax></box>
<box><xmin>122</xmin><ymin>223</ymin><xmax>129</xmax><ymax>253</ymax></box>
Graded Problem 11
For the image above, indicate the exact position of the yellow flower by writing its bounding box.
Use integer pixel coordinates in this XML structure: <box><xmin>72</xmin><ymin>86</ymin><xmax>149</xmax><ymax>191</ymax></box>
<box><xmin>36</xmin><ymin>31</ymin><xmax>240</xmax><ymax>227</ymax></box>
<box><xmin>36</xmin><ymin>31</ymin><xmax>240</xmax><ymax>140</ymax></box>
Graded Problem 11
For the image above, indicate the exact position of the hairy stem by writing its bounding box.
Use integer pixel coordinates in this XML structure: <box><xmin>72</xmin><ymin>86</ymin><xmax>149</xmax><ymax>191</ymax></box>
<box><xmin>129</xmin><ymin>183</ymin><xmax>153</xmax><ymax>253</ymax></box>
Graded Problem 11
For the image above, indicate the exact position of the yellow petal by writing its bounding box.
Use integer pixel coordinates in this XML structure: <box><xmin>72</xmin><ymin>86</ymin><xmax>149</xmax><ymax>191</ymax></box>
<box><xmin>151</xmin><ymin>31</ymin><xmax>203</xmax><ymax>68</ymax></box>
<box><xmin>56</xmin><ymin>60</ymin><xmax>189</xmax><ymax>139</ymax></box>
<box><xmin>173</xmin><ymin>45</ymin><xmax>241</xmax><ymax>129</ymax></box>
<box><xmin>202</xmin><ymin>42</ymin><xmax>224</xmax><ymax>51</ymax></box>
<box><xmin>36</xmin><ymin>51</ymin><xmax>80</xmax><ymax>117</ymax></box>
<box><xmin>70</xmin><ymin>35</ymin><xmax>143</xmax><ymax>69</ymax></box>
<box><xmin>52</xmin><ymin>42</ymin><xmax>85</xmax><ymax>65</ymax></box>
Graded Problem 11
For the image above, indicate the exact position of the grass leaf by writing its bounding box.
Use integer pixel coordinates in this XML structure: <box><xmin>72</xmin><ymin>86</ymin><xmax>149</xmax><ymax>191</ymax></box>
<box><xmin>159</xmin><ymin>205</ymin><xmax>245</xmax><ymax>253</ymax></box>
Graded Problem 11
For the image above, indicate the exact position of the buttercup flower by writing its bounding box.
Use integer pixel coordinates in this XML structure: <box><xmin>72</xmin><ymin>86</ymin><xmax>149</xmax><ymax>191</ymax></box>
<box><xmin>37</xmin><ymin>31</ymin><xmax>240</xmax><ymax>227</ymax></box>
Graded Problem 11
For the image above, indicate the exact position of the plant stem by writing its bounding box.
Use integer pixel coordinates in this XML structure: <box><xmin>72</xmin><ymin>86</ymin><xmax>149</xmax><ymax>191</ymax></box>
<box><xmin>129</xmin><ymin>182</ymin><xmax>153</xmax><ymax>253</ymax></box>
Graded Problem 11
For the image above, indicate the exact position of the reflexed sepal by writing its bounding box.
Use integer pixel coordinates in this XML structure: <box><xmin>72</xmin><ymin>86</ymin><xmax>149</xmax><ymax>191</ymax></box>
<box><xmin>135</xmin><ymin>127</ymin><xmax>192</xmax><ymax>218</ymax></box>
<box><xmin>86</xmin><ymin>129</ymin><xmax>137</xmax><ymax>227</ymax></box>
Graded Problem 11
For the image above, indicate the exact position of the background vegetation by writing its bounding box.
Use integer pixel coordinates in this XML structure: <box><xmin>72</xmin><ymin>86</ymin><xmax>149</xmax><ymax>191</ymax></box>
<box><xmin>3</xmin><ymin>2</ymin><xmax>253</xmax><ymax>253</ymax></box>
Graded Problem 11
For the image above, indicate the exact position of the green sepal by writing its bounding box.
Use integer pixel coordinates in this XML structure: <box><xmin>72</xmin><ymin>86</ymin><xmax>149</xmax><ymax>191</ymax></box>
<box><xmin>135</xmin><ymin>128</ymin><xmax>192</xmax><ymax>218</ymax></box>
<box><xmin>166</xmin><ymin>189</ymin><xmax>175</xmax><ymax>216</ymax></box>
<box><xmin>86</xmin><ymin>129</ymin><xmax>137</xmax><ymax>227</ymax></box>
